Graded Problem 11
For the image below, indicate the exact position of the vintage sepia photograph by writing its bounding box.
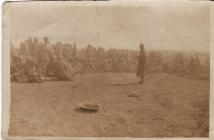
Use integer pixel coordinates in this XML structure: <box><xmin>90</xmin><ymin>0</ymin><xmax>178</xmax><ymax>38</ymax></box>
<box><xmin>2</xmin><ymin>0</ymin><xmax>212</xmax><ymax>139</ymax></box>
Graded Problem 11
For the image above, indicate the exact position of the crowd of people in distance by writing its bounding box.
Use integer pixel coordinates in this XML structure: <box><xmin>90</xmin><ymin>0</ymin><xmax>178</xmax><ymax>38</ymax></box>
<box><xmin>10</xmin><ymin>37</ymin><xmax>210</xmax><ymax>83</ymax></box>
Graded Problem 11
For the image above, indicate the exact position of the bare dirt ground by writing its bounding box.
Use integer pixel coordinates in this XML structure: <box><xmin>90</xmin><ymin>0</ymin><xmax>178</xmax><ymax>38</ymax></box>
<box><xmin>9</xmin><ymin>72</ymin><xmax>209</xmax><ymax>137</ymax></box>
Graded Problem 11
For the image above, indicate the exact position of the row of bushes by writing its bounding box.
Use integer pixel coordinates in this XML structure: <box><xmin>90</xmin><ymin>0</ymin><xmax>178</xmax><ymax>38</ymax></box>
<box><xmin>10</xmin><ymin>37</ymin><xmax>210</xmax><ymax>82</ymax></box>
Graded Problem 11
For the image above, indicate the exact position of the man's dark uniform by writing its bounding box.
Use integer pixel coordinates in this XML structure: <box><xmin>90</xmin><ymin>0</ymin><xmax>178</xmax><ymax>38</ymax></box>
<box><xmin>136</xmin><ymin>43</ymin><xmax>146</xmax><ymax>84</ymax></box>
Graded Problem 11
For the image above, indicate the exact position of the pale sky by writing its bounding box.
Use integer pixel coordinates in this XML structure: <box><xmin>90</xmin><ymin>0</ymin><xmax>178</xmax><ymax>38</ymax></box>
<box><xmin>7</xmin><ymin>1</ymin><xmax>209</xmax><ymax>52</ymax></box>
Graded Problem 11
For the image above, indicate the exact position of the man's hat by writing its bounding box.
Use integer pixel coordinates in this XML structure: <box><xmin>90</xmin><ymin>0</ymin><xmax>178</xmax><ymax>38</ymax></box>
<box><xmin>139</xmin><ymin>43</ymin><xmax>144</xmax><ymax>49</ymax></box>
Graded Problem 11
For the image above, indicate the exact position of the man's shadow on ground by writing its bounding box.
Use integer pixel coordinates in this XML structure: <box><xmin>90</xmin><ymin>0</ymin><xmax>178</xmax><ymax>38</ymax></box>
<box><xmin>74</xmin><ymin>108</ymin><xmax>98</xmax><ymax>114</ymax></box>
<box><xmin>108</xmin><ymin>82</ymin><xmax>140</xmax><ymax>87</ymax></box>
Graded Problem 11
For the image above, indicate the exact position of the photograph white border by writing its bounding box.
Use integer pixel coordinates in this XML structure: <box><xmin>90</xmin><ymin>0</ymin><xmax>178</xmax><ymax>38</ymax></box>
<box><xmin>1</xmin><ymin>0</ymin><xmax>213</xmax><ymax>140</ymax></box>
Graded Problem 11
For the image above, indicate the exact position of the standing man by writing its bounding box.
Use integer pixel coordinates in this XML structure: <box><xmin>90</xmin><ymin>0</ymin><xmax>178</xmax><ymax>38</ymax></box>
<box><xmin>137</xmin><ymin>43</ymin><xmax>146</xmax><ymax>84</ymax></box>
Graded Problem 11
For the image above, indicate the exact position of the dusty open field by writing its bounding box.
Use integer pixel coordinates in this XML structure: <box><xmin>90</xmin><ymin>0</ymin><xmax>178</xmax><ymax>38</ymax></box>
<box><xmin>9</xmin><ymin>72</ymin><xmax>209</xmax><ymax>137</ymax></box>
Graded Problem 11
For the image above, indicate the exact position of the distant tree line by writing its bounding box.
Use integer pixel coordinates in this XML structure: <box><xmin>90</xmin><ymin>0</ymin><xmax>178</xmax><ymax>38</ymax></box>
<box><xmin>10</xmin><ymin>37</ymin><xmax>210</xmax><ymax>82</ymax></box>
